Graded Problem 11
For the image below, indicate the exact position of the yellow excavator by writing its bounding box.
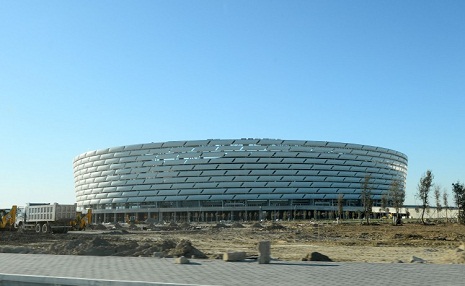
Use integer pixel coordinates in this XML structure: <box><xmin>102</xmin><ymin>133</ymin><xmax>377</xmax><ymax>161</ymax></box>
<box><xmin>71</xmin><ymin>209</ymin><xmax>92</xmax><ymax>231</ymax></box>
<box><xmin>0</xmin><ymin>205</ymin><xmax>17</xmax><ymax>231</ymax></box>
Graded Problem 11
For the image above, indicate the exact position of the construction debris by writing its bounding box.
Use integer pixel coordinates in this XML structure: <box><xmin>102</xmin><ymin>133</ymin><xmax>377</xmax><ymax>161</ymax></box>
<box><xmin>223</xmin><ymin>251</ymin><xmax>247</xmax><ymax>262</ymax></box>
<box><xmin>302</xmin><ymin>252</ymin><xmax>332</xmax><ymax>262</ymax></box>
<box><xmin>258</xmin><ymin>241</ymin><xmax>271</xmax><ymax>264</ymax></box>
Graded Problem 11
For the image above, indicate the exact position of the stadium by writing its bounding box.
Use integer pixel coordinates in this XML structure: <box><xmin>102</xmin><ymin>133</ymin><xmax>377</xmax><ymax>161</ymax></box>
<box><xmin>73</xmin><ymin>139</ymin><xmax>408</xmax><ymax>223</ymax></box>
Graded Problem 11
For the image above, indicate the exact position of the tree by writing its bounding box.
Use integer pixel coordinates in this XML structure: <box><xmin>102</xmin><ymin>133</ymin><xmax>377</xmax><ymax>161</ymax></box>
<box><xmin>416</xmin><ymin>170</ymin><xmax>434</xmax><ymax>224</ymax></box>
<box><xmin>381</xmin><ymin>194</ymin><xmax>388</xmax><ymax>219</ymax></box>
<box><xmin>337</xmin><ymin>194</ymin><xmax>344</xmax><ymax>220</ymax></box>
<box><xmin>443</xmin><ymin>191</ymin><xmax>449</xmax><ymax>222</ymax></box>
<box><xmin>361</xmin><ymin>175</ymin><xmax>373</xmax><ymax>225</ymax></box>
<box><xmin>451</xmin><ymin>181</ymin><xmax>465</xmax><ymax>224</ymax></box>
<box><xmin>389</xmin><ymin>179</ymin><xmax>405</xmax><ymax>225</ymax></box>
<box><xmin>434</xmin><ymin>185</ymin><xmax>442</xmax><ymax>220</ymax></box>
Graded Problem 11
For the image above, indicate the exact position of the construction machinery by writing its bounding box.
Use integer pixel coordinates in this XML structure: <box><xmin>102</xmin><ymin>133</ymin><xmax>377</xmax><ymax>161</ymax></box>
<box><xmin>0</xmin><ymin>205</ymin><xmax>17</xmax><ymax>231</ymax></box>
<box><xmin>15</xmin><ymin>203</ymin><xmax>76</xmax><ymax>233</ymax></box>
<box><xmin>71</xmin><ymin>209</ymin><xmax>92</xmax><ymax>230</ymax></box>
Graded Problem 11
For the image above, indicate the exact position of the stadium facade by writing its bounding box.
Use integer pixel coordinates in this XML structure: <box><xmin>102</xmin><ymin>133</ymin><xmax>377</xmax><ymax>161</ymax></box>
<box><xmin>73</xmin><ymin>139</ymin><xmax>408</xmax><ymax>223</ymax></box>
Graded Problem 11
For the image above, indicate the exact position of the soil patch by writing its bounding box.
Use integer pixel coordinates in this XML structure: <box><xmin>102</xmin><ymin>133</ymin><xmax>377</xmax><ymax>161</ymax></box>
<box><xmin>1</xmin><ymin>221</ymin><xmax>465</xmax><ymax>263</ymax></box>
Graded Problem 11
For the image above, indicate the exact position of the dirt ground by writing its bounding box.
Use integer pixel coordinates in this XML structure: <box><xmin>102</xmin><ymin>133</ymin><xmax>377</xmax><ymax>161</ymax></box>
<box><xmin>1</xmin><ymin>220</ymin><xmax>465</xmax><ymax>264</ymax></box>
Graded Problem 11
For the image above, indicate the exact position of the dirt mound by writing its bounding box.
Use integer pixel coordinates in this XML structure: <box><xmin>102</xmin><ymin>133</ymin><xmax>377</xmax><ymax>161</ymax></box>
<box><xmin>2</xmin><ymin>220</ymin><xmax>465</xmax><ymax>263</ymax></box>
<box><xmin>43</xmin><ymin>236</ymin><xmax>204</xmax><ymax>258</ymax></box>
<box><xmin>265</xmin><ymin>223</ymin><xmax>285</xmax><ymax>230</ymax></box>
<box><xmin>128</xmin><ymin>223</ymin><xmax>140</xmax><ymax>230</ymax></box>
<box><xmin>302</xmin><ymin>252</ymin><xmax>333</xmax><ymax>262</ymax></box>
<box><xmin>113</xmin><ymin>222</ymin><xmax>124</xmax><ymax>229</ymax></box>
<box><xmin>1</xmin><ymin>246</ymin><xmax>36</xmax><ymax>254</ymax></box>
<box><xmin>159</xmin><ymin>222</ymin><xmax>180</xmax><ymax>230</ymax></box>
<box><xmin>146</xmin><ymin>223</ymin><xmax>157</xmax><ymax>230</ymax></box>
<box><xmin>251</xmin><ymin>222</ymin><xmax>264</xmax><ymax>228</ymax></box>
<box><xmin>179</xmin><ymin>222</ymin><xmax>192</xmax><ymax>230</ymax></box>
<box><xmin>231</xmin><ymin>222</ymin><xmax>244</xmax><ymax>228</ymax></box>
<box><xmin>168</xmin><ymin>239</ymin><xmax>207</xmax><ymax>259</ymax></box>
<box><xmin>54</xmin><ymin>236</ymin><xmax>124</xmax><ymax>256</ymax></box>
<box><xmin>145</xmin><ymin>218</ymin><xmax>158</xmax><ymax>224</ymax></box>
<box><xmin>94</xmin><ymin>224</ymin><xmax>108</xmax><ymax>230</ymax></box>
<box><xmin>107</xmin><ymin>229</ymin><xmax>129</xmax><ymax>235</ymax></box>
<box><xmin>213</xmin><ymin>223</ymin><xmax>229</xmax><ymax>229</ymax></box>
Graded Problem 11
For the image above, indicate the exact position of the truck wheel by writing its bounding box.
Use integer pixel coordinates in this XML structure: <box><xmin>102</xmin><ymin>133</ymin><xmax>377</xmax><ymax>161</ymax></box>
<box><xmin>42</xmin><ymin>223</ymin><xmax>49</xmax><ymax>233</ymax></box>
<box><xmin>18</xmin><ymin>223</ymin><xmax>24</xmax><ymax>233</ymax></box>
<box><xmin>35</xmin><ymin>223</ymin><xmax>41</xmax><ymax>233</ymax></box>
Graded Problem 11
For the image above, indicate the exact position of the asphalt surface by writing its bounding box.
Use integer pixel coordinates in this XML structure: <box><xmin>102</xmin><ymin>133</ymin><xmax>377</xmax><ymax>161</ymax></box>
<box><xmin>0</xmin><ymin>253</ymin><xmax>464</xmax><ymax>286</ymax></box>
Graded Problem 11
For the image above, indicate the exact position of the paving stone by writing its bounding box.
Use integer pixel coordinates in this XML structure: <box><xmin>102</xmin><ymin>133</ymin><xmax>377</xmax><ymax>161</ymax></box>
<box><xmin>0</xmin><ymin>253</ymin><xmax>464</xmax><ymax>286</ymax></box>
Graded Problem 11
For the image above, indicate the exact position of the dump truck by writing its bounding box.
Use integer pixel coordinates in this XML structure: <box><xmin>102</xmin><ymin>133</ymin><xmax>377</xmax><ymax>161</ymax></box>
<box><xmin>15</xmin><ymin>203</ymin><xmax>77</xmax><ymax>233</ymax></box>
<box><xmin>0</xmin><ymin>205</ymin><xmax>17</xmax><ymax>231</ymax></box>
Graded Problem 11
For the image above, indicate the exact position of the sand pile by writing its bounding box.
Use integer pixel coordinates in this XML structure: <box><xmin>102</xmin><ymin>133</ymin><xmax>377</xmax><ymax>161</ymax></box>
<box><xmin>440</xmin><ymin>243</ymin><xmax>465</xmax><ymax>264</ymax></box>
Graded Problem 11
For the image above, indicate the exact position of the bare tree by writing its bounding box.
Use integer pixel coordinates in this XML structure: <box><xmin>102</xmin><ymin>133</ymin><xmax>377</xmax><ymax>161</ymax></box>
<box><xmin>361</xmin><ymin>175</ymin><xmax>373</xmax><ymax>225</ymax></box>
<box><xmin>416</xmin><ymin>170</ymin><xmax>434</xmax><ymax>224</ymax></box>
<box><xmin>389</xmin><ymin>179</ymin><xmax>405</xmax><ymax>225</ymax></box>
<box><xmin>443</xmin><ymin>191</ymin><xmax>449</xmax><ymax>222</ymax></box>
<box><xmin>452</xmin><ymin>181</ymin><xmax>465</xmax><ymax>224</ymax></box>
<box><xmin>381</xmin><ymin>194</ymin><xmax>388</xmax><ymax>219</ymax></box>
<box><xmin>434</xmin><ymin>185</ymin><xmax>442</xmax><ymax>220</ymax></box>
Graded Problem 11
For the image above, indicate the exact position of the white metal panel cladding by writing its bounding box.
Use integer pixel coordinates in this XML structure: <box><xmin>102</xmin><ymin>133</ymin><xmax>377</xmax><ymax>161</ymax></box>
<box><xmin>73</xmin><ymin>139</ymin><xmax>408</xmax><ymax>209</ymax></box>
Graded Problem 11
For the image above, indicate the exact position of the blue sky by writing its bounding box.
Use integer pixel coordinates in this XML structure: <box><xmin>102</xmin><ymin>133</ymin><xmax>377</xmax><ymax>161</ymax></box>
<box><xmin>1</xmin><ymin>1</ymin><xmax>464</xmax><ymax>208</ymax></box>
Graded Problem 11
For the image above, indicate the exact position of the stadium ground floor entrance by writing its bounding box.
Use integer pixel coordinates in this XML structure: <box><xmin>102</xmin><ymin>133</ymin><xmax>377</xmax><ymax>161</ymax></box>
<box><xmin>92</xmin><ymin>206</ymin><xmax>381</xmax><ymax>224</ymax></box>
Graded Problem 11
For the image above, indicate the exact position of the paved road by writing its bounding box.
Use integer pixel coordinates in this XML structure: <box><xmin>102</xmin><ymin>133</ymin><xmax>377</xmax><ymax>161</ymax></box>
<box><xmin>0</xmin><ymin>253</ymin><xmax>464</xmax><ymax>286</ymax></box>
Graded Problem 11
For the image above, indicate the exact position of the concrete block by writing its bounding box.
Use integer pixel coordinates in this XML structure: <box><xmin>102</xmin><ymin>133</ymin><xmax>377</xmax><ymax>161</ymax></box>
<box><xmin>175</xmin><ymin>256</ymin><xmax>190</xmax><ymax>264</ymax></box>
<box><xmin>223</xmin><ymin>251</ymin><xmax>247</xmax><ymax>262</ymax></box>
<box><xmin>258</xmin><ymin>240</ymin><xmax>271</xmax><ymax>264</ymax></box>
